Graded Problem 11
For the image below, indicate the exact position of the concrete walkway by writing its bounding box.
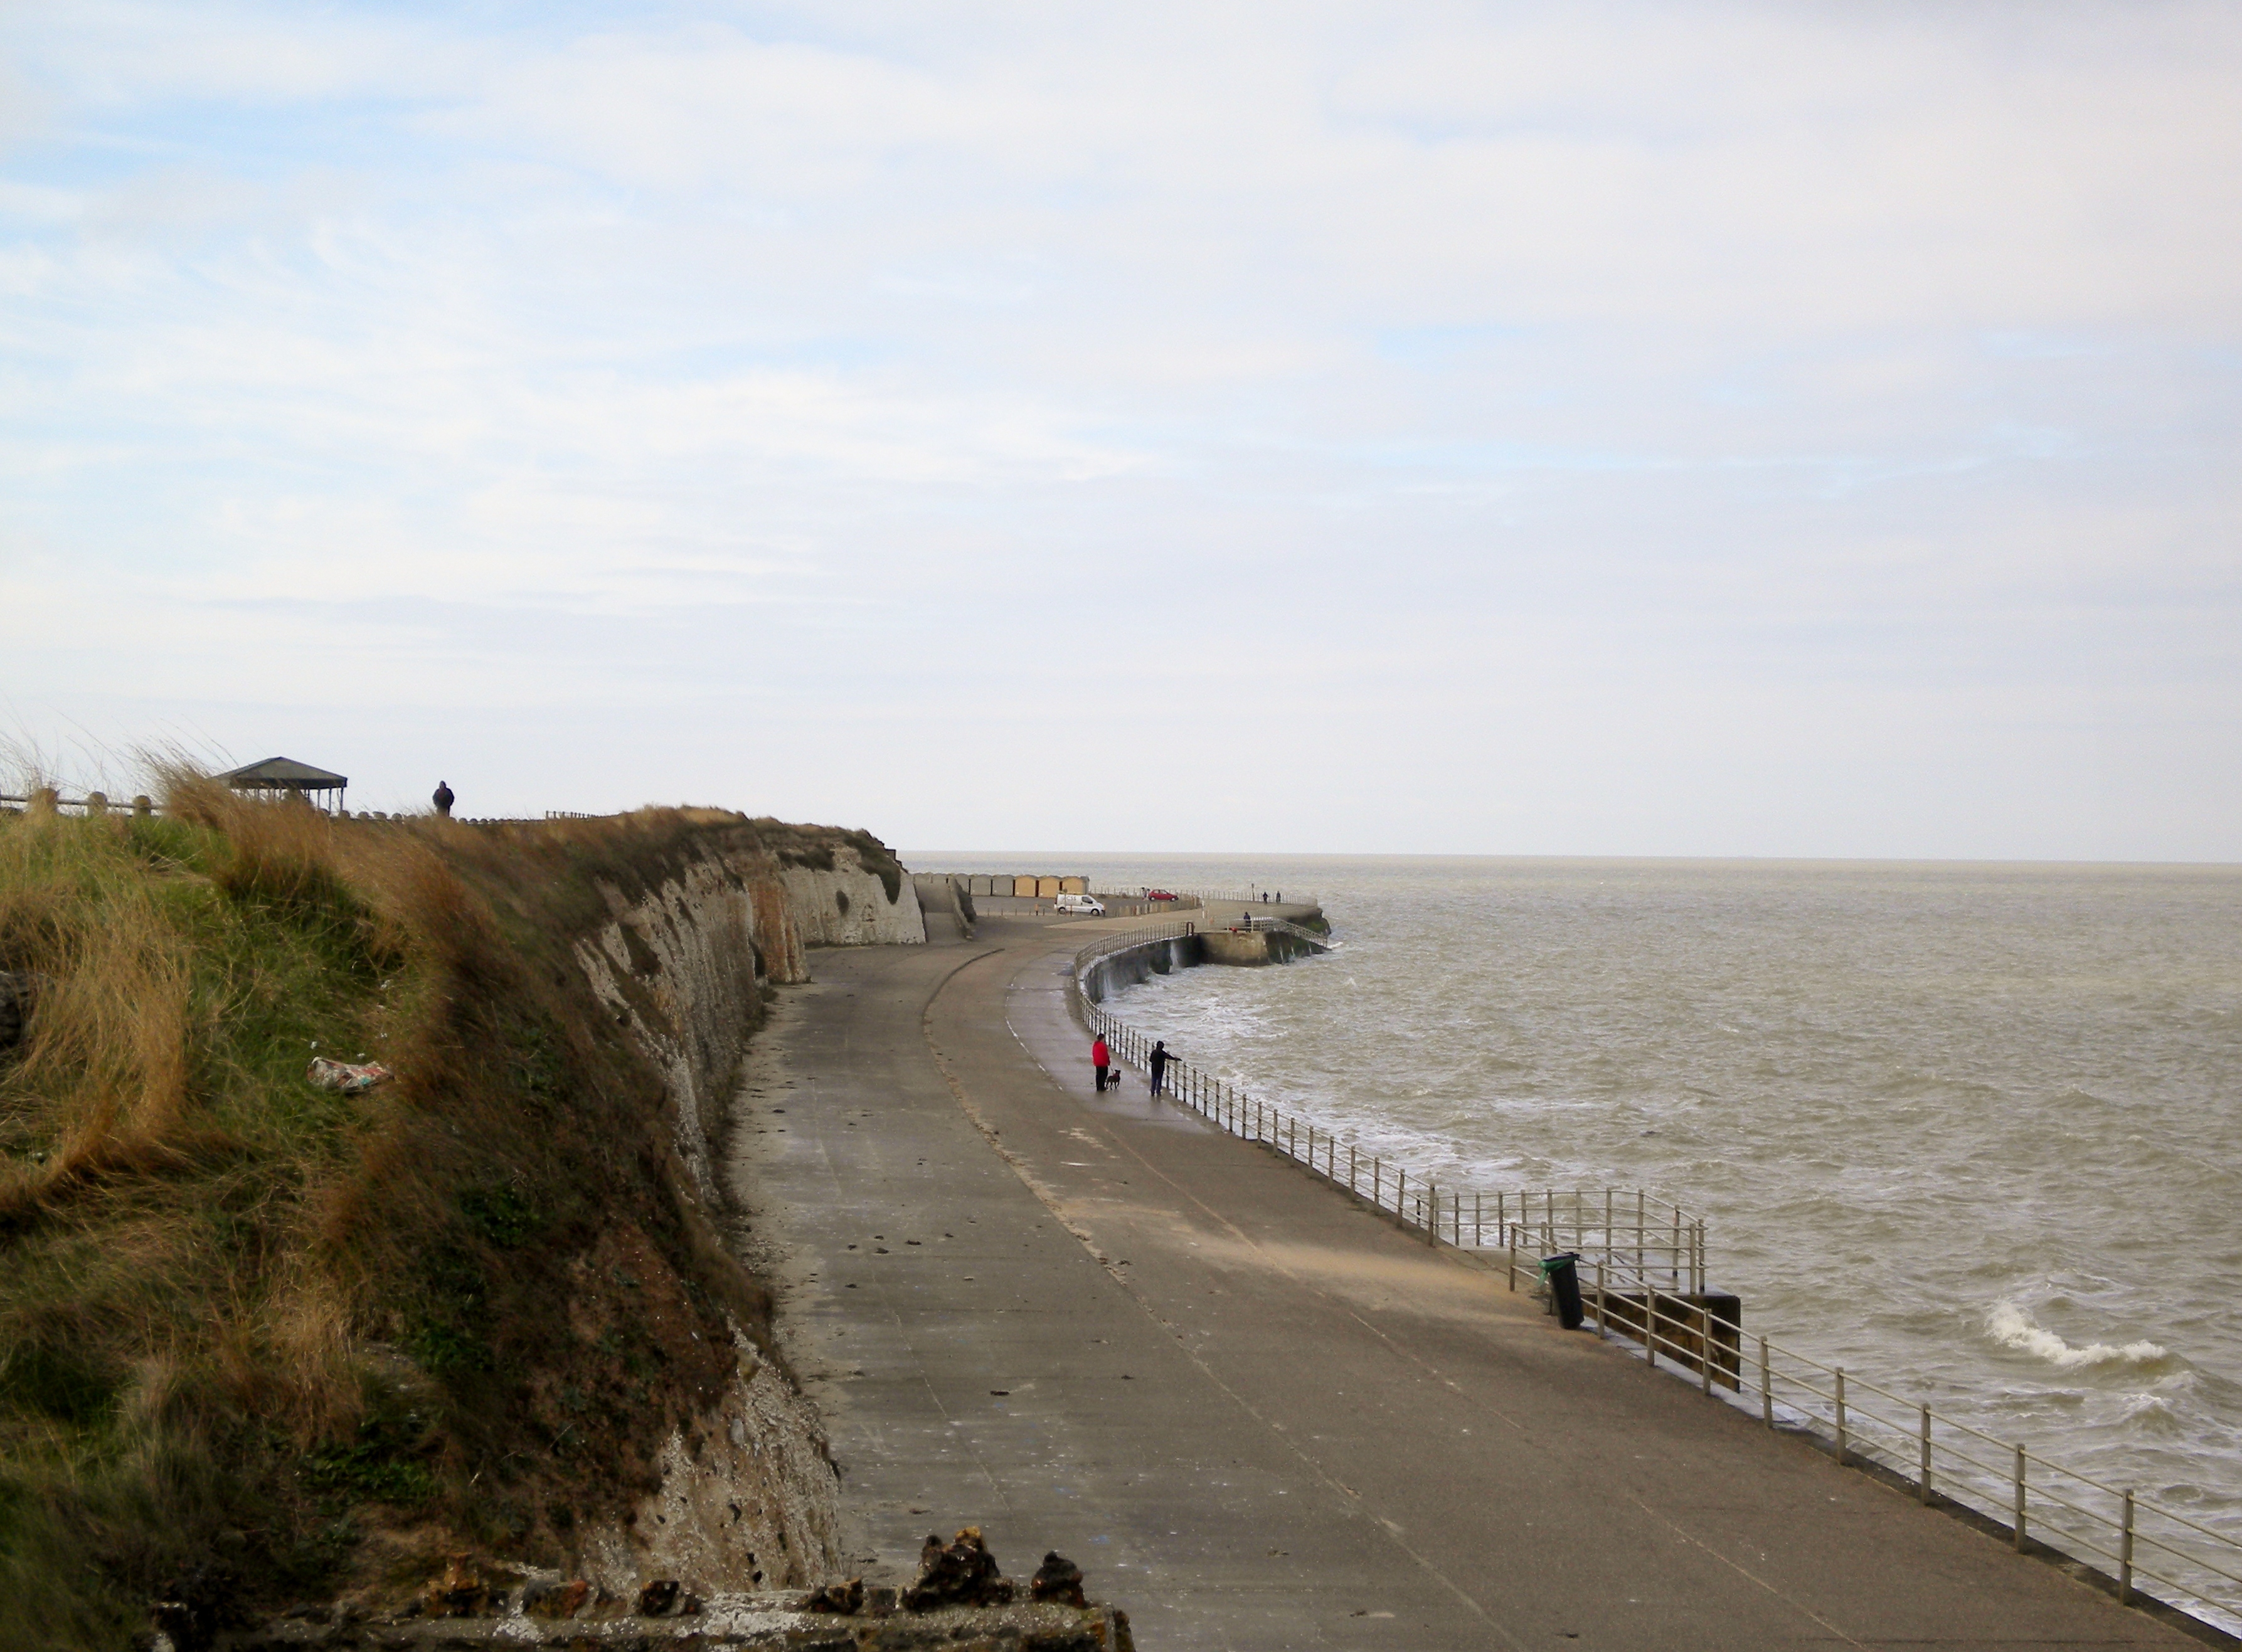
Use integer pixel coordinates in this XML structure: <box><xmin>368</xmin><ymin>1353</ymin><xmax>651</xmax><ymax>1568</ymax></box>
<box><xmin>730</xmin><ymin>916</ymin><xmax>2204</xmax><ymax>1650</ymax></box>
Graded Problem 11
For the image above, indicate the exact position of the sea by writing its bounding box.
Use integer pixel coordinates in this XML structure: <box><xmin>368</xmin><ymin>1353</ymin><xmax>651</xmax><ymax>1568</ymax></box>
<box><xmin>907</xmin><ymin>852</ymin><xmax>2242</xmax><ymax>1575</ymax></box>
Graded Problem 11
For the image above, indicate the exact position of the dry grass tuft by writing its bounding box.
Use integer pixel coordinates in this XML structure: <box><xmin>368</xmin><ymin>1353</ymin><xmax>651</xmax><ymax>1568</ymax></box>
<box><xmin>0</xmin><ymin>775</ymin><xmax>841</xmax><ymax>1649</ymax></box>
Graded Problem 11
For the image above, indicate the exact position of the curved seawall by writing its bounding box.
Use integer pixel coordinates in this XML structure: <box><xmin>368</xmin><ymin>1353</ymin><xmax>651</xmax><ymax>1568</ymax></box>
<box><xmin>1075</xmin><ymin>905</ymin><xmax>1329</xmax><ymax>1005</ymax></box>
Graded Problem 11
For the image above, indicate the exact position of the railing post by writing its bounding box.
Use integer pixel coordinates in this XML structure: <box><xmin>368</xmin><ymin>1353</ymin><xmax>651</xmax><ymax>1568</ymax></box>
<box><xmin>1507</xmin><ymin>1224</ymin><xmax>1516</xmax><ymax>1289</ymax></box>
<box><xmin>2014</xmin><ymin>1446</ymin><xmax>2027</xmax><ymax>1552</ymax></box>
<box><xmin>1594</xmin><ymin>1260</ymin><xmax>1606</xmax><ymax>1333</ymax></box>
<box><xmin>1349</xmin><ymin>1144</ymin><xmax>1357</xmax><ymax>1194</ymax></box>
<box><xmin>1475</xmin><ymin>1191</ymin><xmax>1482</xmax><ymax>1247</ymax></box>
<box><xmin>2119</xmin><ymin>1490</ymin><xmax>2134</xmax><ymax>1604</ymax></box>
<box><xmin>1645</xmin><ymin>1287</ymin><xmax>1657</xmax><ymax>1369</ymax></box>
<box><xmin>1426</xmin><ymin>1183</ymin><xmax>1438</xmax><ymax>1247</ymax></box>
<box><xmin>1700</xmin><ymin>1298</ymin><xmax>1714</xmax><ymax>1394</ymax></box>
<box><xmin>1834</xmin><ymin>1369</ymin><xmax>1847</xmax><ymax>1464</ymax></box>
<box><xmin>1760</xmin><ymin>1337</ymin><xmax>1773</xmax><ymax>1426</ymax></box>
<box><xmin>1919</xmin><ymin>1405</ymin><xmax>1933</xmax><ymax>1504</ymax></box>
<box><xmin>1398</xmin><ymin>1168</ymin><xmax>1406</xmax><ymax>1225</ymax></box>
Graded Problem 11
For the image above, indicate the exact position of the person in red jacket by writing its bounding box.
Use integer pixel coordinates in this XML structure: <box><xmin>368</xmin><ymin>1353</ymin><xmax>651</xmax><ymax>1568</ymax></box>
<box><xmin>1092</xmin><ymin>1035</ymin><xmax>1110</xmax><ymax>1093</ymax></box>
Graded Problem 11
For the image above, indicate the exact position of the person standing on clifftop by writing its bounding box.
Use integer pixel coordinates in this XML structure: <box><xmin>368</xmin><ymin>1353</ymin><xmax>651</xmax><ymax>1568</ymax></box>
<box><xmin>432</xmin><ymin>781</ymin><xmax>455</xmax><ymax>818</ymax></box>
<box><xmin>1092</xmin><ymin>1034</ymin><xmax>1110</xmax><ymax>1093</ymax></box>
<box><xmin>1149</xmin><ymin>1039</ymin><xmax>1175</xmax><ymax>1098</ymax></box>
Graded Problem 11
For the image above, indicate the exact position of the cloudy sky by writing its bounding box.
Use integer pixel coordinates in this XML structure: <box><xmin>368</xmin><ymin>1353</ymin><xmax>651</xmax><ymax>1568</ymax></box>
<box><xmin>3</xmin><ymin>2</ymin><xmax>2238</xmax><ymax>858</ymax></box>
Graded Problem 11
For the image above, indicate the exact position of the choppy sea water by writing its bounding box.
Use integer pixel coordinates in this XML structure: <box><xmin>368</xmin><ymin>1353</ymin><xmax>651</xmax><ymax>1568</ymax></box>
<box><xmin>910</xmin><ymin>852</ymin><xmax>2242</xmax><ymax>1559</ymax></box>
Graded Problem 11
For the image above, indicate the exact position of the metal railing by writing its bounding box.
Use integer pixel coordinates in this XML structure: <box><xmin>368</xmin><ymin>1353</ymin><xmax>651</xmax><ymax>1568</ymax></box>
<box><xmin>1145</xmin><ymin>886</ymin><xmax>1318</xmax><ymax>906</ymax></box>
<box><xmin>1073</xmin><ymin>926</ymin><xmax>1703</xmax><ymax>1296</ymax></box>
<box><xmin>1070</xmin><ymin>923</ymin><xmax>2242</xmax><ymax>1634</ymax></box>
<box><xmin>1235</xmin><ymin>915</ymin><xmax>1340</xmax><ymax>950</ymax></box>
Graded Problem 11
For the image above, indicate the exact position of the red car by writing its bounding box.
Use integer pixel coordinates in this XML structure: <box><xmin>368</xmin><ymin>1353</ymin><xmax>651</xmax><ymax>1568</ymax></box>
<box><xmin>1146</xmin><ymin>889</ymin><xmax>1178</xmax><ymax>902</ymax></box>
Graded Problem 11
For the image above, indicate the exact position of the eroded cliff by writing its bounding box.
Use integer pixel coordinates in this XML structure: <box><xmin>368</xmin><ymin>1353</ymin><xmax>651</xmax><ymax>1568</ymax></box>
<box><xmin>0</xmin><ymin>797</ymin><xmax>921</xmax><ymax>1650</ymax></box>
<box><xmin>567</xmin><ymin>820</ymin><xmax>925</xmax><ymax>1591</ymax></box>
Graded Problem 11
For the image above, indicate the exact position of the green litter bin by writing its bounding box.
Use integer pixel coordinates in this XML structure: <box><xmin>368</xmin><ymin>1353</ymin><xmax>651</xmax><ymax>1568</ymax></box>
<box><xmin>1539</xmin><ymin>1252</ymin><xmax>1585</xmax><ymax>1330</ymax></box>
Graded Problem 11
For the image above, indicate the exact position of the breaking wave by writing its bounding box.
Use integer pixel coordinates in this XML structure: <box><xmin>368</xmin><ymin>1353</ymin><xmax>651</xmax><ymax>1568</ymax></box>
<box><xmin>1989</xmin><ymin>1302</ymin><xmax>2169</xmax><ymax>1371</ymax></box>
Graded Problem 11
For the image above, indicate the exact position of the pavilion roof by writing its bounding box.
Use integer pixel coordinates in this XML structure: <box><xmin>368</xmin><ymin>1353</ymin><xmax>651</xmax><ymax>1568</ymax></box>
<box><xmin>220</xmin><ymin>756</ymin><xmax>349</xmax><ymax>790</ymax></box>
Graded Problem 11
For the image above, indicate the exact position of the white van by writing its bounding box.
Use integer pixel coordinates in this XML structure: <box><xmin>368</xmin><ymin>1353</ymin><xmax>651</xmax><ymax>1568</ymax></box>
<box><xmin>1055</xmin><ymin>892</ymin><xmax>1107</xmax><ymax>915</ymax></box>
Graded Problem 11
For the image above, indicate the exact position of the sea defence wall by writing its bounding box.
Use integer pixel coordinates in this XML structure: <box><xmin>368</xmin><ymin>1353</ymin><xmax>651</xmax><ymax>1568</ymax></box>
<box><xmin>565</xmin><ymin>834</ymin><xmax>926</xmax><ymax>1597</ymax></box>
<box><xmin>1076</xmin><ymin>907</ymin><xmax>1327</xmax><ymax>1003</ymax></box>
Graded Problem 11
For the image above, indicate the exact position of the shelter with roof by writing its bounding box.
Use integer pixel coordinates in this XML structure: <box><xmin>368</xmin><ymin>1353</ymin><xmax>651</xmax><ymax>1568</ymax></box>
<box><xmin>220</xmin><ymin>757</ymin><xmax>349</xmax><ymax>813</ymax></box>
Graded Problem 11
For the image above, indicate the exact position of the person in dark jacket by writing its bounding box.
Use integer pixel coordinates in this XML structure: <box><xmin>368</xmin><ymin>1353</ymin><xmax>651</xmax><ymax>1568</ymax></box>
<box><xmin>1149</xmin><ymin>1039</ymin><xmax>1176</xmax><ymax>1097</ymax></box>
<box><xmin>1091</xmin><ymin>1035</ymin><xmax>1110</xmax><ymax>1093</ymax></box>
<box><xmin>432</xmin><ymin>781</ymin><xmax>455</xmax><ymax>818</ymax></box>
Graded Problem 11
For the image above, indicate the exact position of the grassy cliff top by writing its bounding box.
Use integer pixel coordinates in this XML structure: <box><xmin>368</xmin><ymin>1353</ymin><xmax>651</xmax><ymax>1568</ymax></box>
<box><xmin>0</xmin><ymin>787</ymin><xmax>898</xmax><ymax>1649</ymax></box>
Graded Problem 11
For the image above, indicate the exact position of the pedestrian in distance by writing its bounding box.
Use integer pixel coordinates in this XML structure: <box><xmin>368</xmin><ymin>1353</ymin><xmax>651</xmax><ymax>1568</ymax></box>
<box><xmin>1091</xmin><ymin>1034</ymin><xmax>1110</xmax><ymax>1093</ymax></box>
<box><xmin>432</xmin><ymin>780</ymin><xmax>455</xmax><ymax>818</ymax></box>
<box><xmin>1149</xmin><ymin>1039</ymin><xmax>1175</xmax><ymax>1098</ymax></box>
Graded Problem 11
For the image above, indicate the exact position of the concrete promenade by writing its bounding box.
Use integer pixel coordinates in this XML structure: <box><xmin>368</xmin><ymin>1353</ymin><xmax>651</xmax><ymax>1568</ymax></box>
<box><xmin>729</xmin><ymin>914</ymin><xmax>2204</xmax><ymax>1649</ymax></box>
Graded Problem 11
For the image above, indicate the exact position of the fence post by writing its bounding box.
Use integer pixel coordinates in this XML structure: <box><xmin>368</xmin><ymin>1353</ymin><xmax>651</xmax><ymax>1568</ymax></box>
<box><xmin>1475</xmin><ymin>1191</ymin><xmax>1483</xmax><ymax>1247</ymax></box>
<box><xmin>1700</xmin><ymin>1298</ymin><xmax>1714</xmax><ymax>1394</ymax></box>
<box><xmin>1426</xmin><ymin>1183</ymin><xmax>1438</xmax><ymax>1247</ymax></box>
<box><xmin>1919</xmin><ymin>1405</ymin><xmax>1933</xmax><ymax>1504</ymax></box>
<box><xmin>2014</xmin><ymin>1447</ymin><xmax>2027</xmax><ymax>1552</ymax></box>
<box><xmin>1507</xmin><ymin>1224</ymin><xmax>1517</xmax><ymax>1289</ymax></box>
<box><xmin>2120</xmin><ymin>1490</ymin><xmax>2134</xmax><ymax>1604</ymax></box>
<box><xmin>1645</xmin><ymin>1287</ymin><xmax>1658</xmax><ymax>1369</ymax></box>
<box><xmin>1835</xmin><ymin>1370</ymin><xmax>1848</xmax><ymax>1464</ymax></box>
<box><xmin>1760</xmin><ymin>1338</ymin><xmax>1773</xmax><ymax>1426</ymax></box>
<box><xmin>1594</xmin><ymin>1260</ymin><xmax>1606</xmax><ymax>1333</ymax></box>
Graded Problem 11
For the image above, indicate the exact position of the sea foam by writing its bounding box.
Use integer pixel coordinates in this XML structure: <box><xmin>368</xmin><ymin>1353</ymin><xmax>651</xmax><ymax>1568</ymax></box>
<box><xmin>1989</xmin><ymin>1302</ymin><xmax>2169</xmax><ymax>1370</ymax></box>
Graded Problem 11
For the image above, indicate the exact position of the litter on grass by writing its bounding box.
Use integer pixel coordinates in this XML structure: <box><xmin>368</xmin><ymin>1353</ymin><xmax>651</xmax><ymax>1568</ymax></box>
<box><xmin>307</xmin><ymin>1057</ymin><xmax>391</xmax><ymax>1094</ymax></box>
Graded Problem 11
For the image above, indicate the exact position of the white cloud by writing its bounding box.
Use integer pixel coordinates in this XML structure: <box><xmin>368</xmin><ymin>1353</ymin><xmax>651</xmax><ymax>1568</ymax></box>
<box><xmin>0</xmin><ymin>2</ymin><xmax>2238</xmax><ymax>854</ymax></box>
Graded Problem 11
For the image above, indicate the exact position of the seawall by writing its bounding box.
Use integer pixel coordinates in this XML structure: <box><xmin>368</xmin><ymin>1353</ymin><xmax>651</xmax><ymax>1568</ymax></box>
<box><xmin>1075</xmin><ymin>902</ymin><xmax>1326</xmax><ymax>1003</ymax></box>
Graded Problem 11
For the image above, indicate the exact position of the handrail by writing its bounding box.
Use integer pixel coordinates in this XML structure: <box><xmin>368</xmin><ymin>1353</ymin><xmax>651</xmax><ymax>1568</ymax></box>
<box><xmin>1236</xmin><ymin>916</ymin><xmax>1339</xmax><ymax>950</ymax></box>
<box><xmin>1107</xmin><ymin>886</ymin><xmax>1319</xmax><ymax>906</ymax></box>
<box><xmin>1071</xmin><ymin>924</ymin><xmax>2242</xmax><ymax>1634</ymax></box>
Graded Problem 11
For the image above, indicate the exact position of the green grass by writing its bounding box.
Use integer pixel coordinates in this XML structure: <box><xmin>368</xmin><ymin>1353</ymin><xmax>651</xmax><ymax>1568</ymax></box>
<box><xmin>0</xmin><ymin>788</ymin><xmax>898</xmax><ymax>1647</ymax></box>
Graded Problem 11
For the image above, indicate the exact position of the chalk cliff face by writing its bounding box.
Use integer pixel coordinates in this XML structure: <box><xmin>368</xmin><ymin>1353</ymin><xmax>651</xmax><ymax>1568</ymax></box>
<box><xmin>575</xmin><ymin>836</ymin><xmax>923</xmax><ymax>1203</ymax></box>
<box><xmin>568</xmin><ymin>829</ymin><xmax>924</xmax><ymax>1592</ymax></box>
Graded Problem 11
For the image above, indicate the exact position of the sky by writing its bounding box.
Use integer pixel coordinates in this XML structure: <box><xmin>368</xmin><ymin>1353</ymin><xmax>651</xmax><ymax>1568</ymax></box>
<box><xmin>3</xmin><ymin>2</ymin><xmax>2239</xmax><ymax>860</ymax></box>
